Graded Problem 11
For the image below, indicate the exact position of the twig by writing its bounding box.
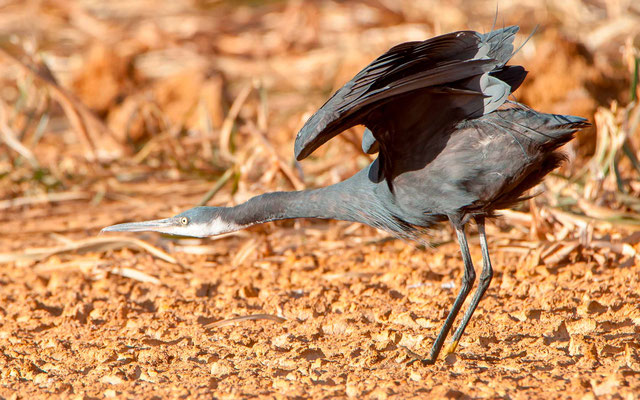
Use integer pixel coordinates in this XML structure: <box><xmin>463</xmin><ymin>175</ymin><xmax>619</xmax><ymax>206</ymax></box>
<box><xmin>0</xmin><ymin>100</ymin><xmax>39</xmax><ymax>167</ymax></box>
<box><xmin>0</xmin><ymin>236</ymin><xmax>177</xmax><ymax>265</ymax></box>
<box><xmin>198</xmin><ymin>98</ymin><xmax>214</xmax><ymax>160</ymax></box>
<box><xmin>541</xmin><ymin>240</ymin><xmax>580</xmax><ymax>265</ymax></box>
<box><xmin>231</xmin><ymin>238</ymin><xmax>260</xmax><ymax>267</ymax></box>
<box><xmin>205</xmin><ymin>314</ymin><xmax>286</xmax><ymax>329</ymax></box>
<box><xmin>197</xmin><ymin>168</ymin><xmax>235</xmax><ymax>206</ymax></box>
<box><xmin>219</xmin><ymin>82</ymin><xmax>253</xmax><ymax>162</ymax></box>
<box><xmin>244</xmin><ymin>120</ymin><xmax>305</xmax><ymax>191</ymax></box>
<box><xmin>0</xmin><ymin>191</ymin><xmax>90</xmax><ymax>210</ymax></box>
<box><xmin>111</xmin><ymin>267</ymin><xmax>161</xmax><ymax>285</ymax></box>
<box><xmin>35</xmin><ymin>258</ymin><xmax>102</xmax><ymax>274</ymax></box>
<box><xmin>0</xmin><ymin>45</ymin><xmax>121</xmax><ymax>161</ymax></box>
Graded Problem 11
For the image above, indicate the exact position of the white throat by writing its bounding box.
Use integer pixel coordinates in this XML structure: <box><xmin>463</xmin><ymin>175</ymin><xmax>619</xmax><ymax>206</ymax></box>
<box><xmin>201</xmin><ymin>217</ymin><xmax>245</xmax><ymax>237</ymax></box>
<box><xmin>155</xmin><ymin>216</ymin><xmax>246</xmax><ymax>238</ymax></box>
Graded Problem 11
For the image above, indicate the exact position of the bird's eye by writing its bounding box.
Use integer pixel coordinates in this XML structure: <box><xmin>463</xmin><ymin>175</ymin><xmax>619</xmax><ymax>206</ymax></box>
<box><xmin>180</xmin><ymin>217</ymin><xmax>189</xmax><ymax>225</ymax></box>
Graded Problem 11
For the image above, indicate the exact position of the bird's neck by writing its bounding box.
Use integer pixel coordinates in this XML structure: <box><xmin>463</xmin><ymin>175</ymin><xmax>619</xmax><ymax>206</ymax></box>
<box><xmin>219</xmin><ymin>168</ymin><xmax>381</xmax><ymax>229</ymax></box>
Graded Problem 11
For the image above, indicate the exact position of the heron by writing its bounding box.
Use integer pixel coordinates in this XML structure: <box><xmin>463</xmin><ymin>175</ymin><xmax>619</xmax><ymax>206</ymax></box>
<box><xmin>102</xmin><ymin>26</ymin><xmax>589</xmax><ymax>364</ymax></box>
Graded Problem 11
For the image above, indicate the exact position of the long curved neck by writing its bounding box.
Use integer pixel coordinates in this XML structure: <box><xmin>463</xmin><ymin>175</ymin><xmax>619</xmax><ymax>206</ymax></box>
<box><xmin>224</xmin><ymin>187</ymin><xmax>360</xmax><ymax>227</ymax></box>
<box><xmin>220</xmin><ymin>168</ymin><xmax>382</xmax><ymax>229</ymax></box>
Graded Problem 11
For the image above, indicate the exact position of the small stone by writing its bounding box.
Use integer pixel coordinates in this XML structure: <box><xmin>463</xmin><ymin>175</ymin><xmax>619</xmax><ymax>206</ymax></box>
<box><xmin>210</xmin><ymin>361</ymin><xmax>234</xmax><ymax>377</ymax></box>
<box><xmin>346</xmin><ymin>383</ymin><xmax>359</xmax><ymax>398</ymax></box>
<box><xmin>271</xmin><ymin>334</ymin><xmax>292</xmax><ymax>350</ymax></box>
<box><xmin>101</xmin><ymin>375</ymin><xmax>124</xmax><ymax>385</ymax></box>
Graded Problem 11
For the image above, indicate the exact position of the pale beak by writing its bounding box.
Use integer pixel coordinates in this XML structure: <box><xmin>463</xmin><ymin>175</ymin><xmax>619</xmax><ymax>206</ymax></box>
<box><xmin>101</xmin><ymin>218</ymin><xmax>178</xmax><ymax>233</ymax></box>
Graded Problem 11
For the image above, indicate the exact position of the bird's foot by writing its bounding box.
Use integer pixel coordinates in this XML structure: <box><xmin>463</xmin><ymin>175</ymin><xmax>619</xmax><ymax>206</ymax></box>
<box><xmin>401</xmin><ymin>346</ymin><xmax>437</xmax><ymax>366</ymax></box>
<box><xmin>401</xmin><ymin>346</ymin><xmax>422</xmax><ymax>365</ymax></box>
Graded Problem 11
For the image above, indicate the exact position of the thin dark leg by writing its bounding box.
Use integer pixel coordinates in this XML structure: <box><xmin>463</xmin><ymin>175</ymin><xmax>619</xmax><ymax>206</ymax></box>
<box><xmin>445</xmin><ymin>216</ymin><xmax>493</xmax><ymax>355</ymax></box>
<box><xmin>421</xmin><ymin>223</ymin><xmax>476</xmax><ymax>365</ymax></box>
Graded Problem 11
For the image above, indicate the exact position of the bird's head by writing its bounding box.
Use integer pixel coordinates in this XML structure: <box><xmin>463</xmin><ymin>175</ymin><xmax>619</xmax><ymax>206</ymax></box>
<box><xmin>101</xmin><ymin>206</ymin><xmax>242</xmax><ymax>238</ymax></box>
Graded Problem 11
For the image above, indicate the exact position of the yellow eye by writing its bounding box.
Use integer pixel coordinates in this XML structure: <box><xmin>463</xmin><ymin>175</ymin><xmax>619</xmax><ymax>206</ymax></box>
<box><xmin>180</xmin><ymin>217</ymin><xmax>188</xmax><ymax>225</ymax></box>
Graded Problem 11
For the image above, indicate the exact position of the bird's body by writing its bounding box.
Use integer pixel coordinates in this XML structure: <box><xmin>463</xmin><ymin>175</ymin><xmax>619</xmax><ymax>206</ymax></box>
<box><xmin>103</xmin><ymin>26</ymin><xmax>589</xmax><ymax>364</ymax></box>
<box><xmin>213</xmin><ymin>106</ymin><xmax>583</xmax><ymax>238</ymax></box>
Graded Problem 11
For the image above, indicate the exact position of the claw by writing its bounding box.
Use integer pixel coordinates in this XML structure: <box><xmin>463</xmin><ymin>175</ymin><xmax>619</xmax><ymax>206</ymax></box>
<box><xmin>401</xmin><ymin>346</ymin><xmax>437</xmax><ymax>366</ymax></box>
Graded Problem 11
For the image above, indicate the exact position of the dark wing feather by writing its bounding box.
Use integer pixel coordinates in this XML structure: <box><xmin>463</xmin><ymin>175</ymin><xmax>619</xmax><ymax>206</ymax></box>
<box><xmin>294</xmin><ymin>26</ymin><xmax>525</xmax><ymax>188</ymax></box>
<box><xmin>489</xmin><ymin>65</ymin><xmax>527</xmax><ymax>92</ymax></box>
<box><xmin>296</xmin><ymin>58</ymin><xmax>496</xmax><ymax>161</ymax></box>
<box><xmin>295</xmin><ymin>29</ymin><xmax>496</xmax><ymax>160</ymax></box>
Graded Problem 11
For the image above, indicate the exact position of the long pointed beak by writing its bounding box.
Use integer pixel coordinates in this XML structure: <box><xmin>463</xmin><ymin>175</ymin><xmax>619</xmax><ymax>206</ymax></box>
<box><xmin>101</xmin><ymin>218</ymin><xmax>178</xmax><ymax>233</ymax></box>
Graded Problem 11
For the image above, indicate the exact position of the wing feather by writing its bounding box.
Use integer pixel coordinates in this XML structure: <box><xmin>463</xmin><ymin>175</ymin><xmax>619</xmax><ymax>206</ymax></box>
<box><xmin>294</xmin><ymin>26</ymin><xmax>526</xmax><ymax>187</ymax></box>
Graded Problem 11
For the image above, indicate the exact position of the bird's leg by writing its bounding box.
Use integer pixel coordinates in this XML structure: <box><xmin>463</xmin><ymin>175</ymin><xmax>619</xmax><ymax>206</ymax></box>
<box><xmin>421</xmin><ymin>222</ymin><xmax>476</xmax><ymax>365</ymax></box>
<box><xmin>445</xmin><ymin>216</ymin><xmax>493</xmax><ymax>356</ymax></box>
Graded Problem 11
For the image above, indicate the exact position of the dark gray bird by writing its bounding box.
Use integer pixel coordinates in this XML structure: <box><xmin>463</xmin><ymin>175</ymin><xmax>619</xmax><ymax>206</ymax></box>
<box><xmin>102</xmin><ymin>26</ymin><xmax>589</xmax><ymax>364</ymax></box>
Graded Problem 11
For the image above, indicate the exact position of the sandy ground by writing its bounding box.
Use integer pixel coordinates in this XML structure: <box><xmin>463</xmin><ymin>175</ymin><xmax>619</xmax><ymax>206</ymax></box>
<box><xmin>1</xmin><ymin>193</ymin><xmax>639</xmax><ymax>399</ymax></box>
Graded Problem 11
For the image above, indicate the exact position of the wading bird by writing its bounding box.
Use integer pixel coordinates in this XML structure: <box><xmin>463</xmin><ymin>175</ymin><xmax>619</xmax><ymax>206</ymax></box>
<box><xmin>102</xmin><ymin>26</ymin><xmax>589</xmax><ymax>364</ymax></box>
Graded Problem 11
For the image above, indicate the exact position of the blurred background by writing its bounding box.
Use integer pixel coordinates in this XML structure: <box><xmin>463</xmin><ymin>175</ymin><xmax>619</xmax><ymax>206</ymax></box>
<box><xmin>1</xmin><ymin>0</ymin><xmax>639</xmax><ymax>239</ymax></box>
<box><xmin>1</xmin><ymin>0</ymin><xmax>639</xmax><ymax>398</ymax></box>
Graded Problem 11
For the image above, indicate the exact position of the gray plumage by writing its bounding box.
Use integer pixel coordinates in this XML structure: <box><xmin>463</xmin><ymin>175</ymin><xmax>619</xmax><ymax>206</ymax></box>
<box><xmin>102</xmin><ymin>26</ymin><xmax>590</xmax><ymax>364</ymax></box>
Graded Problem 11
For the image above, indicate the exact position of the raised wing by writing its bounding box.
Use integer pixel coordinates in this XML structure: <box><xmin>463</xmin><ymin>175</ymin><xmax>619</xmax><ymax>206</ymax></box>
<box><xmin>294</xmin><ymin>26</ymin><xmax>526</xmax><ymax>185</ymax></box>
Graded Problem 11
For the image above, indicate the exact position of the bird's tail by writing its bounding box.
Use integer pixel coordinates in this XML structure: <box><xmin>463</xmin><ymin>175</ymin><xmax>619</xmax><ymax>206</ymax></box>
<box><xmin>487</xmin><ymin>108</ymin><xmax>590</xmax><ymax>210</ymax></box>
<box><xmin>494</xmin><ymin>105</ymin><xmax>591</xmax><ymax>150</ymax></box>
<box><xmin>529</xmin><ymin>113</ymin><xmax>590</xmax><ymax>151</ymax></box>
